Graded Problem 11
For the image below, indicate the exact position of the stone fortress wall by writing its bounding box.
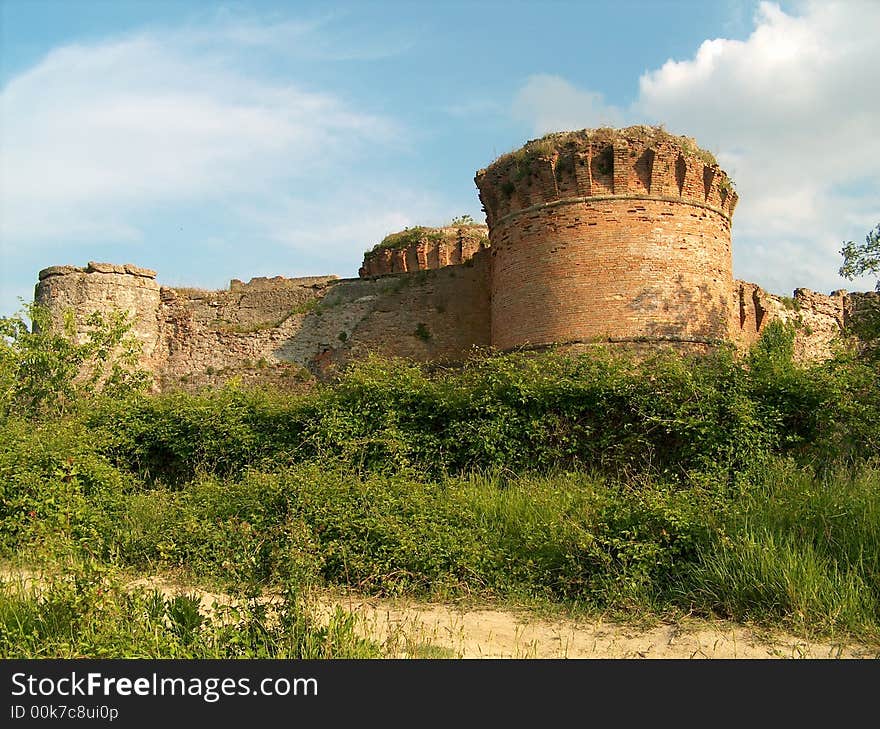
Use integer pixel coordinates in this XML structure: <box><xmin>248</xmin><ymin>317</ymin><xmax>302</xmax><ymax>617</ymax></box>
<box><xmin>32</xmin><ymin>126</ymin><xmax>875</xmax><ymax>390</ymax></box>
<box><xmin>35</xmin><ymin>253</ymin><xmax>491</xmax><ymax>389</ymax></box>
<box><xmin>35</xmin><ymin>263</ymin><xmax>165</xmax><ymax>372</ymax></box>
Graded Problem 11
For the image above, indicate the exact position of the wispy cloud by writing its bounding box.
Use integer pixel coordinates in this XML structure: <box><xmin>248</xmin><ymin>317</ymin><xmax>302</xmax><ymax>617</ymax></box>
<box><xmin>0</xmin><ymin>12</ymin><xmax>441</xmax><ymax>314</ymax></box>
<box><xmin>188</xmin><ymin>9</ymin><xmax>416</xmax><ymax>62</ymax></box>
<box><xmin>512</xmin><ymin>74</ymin><xmax>623</xmax><ymax>133</ymax></box>
<box><xmin>440</xmin><ymin>99</ymin><xmax>505</xmax><ymax>119</ymax></box>
<box><xmin>508</xmin><ymin>1</ymin><xmax>880</xmax><ymax>294</ymax></box>
<box><xmin>233</xmin><ymin>184</ymin><xmax>446</xmax><ymax>276</ymax></box>
<box><xmin>0</xmin><ymin>25</ymin><xmax>401</xmax><ymax>247</ymax></box>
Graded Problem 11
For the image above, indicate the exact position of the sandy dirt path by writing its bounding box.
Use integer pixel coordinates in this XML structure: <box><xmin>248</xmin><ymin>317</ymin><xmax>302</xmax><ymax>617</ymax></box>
<box><xmin>4</xmin><ymin>569</ymin><xmax>876</xmax><ymax>658</ymax></box>
<box><xmin>315</xmin><ymin>593</ymin><xmax>873</xmax><ymax>659</ymax></box>
<box><xmin>112</xmin><ymin>576</ymin><xmax>880</xmax><ymax>659</ymax></box>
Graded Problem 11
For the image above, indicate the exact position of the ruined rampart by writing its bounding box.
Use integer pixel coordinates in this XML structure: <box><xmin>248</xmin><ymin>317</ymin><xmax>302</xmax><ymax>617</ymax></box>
<box><xmin>34</xmin><ymin>262</ymin><xmax>164</xmax><ymax>371</ymax></box>
<box><xmin>35</xmin><ymin>254</ymin><xmax>491</xmax><ymax>390</ymax></box>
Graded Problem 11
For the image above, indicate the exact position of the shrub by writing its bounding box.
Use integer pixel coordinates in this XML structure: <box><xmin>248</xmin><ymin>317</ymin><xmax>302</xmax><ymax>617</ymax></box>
<box><xmin>0</xmin><ymin>303</ymin><xmax>150</xmax><ymax>420</ymax></box>
<box><xmin>88</xmin><ymin>339</ymin><xmax>880</xmax><ymax>487</ymax></box>
<box><xmin>0</xmin><ymin>566</ymin><xmax>379</xmax><ymax>658</ymax></box>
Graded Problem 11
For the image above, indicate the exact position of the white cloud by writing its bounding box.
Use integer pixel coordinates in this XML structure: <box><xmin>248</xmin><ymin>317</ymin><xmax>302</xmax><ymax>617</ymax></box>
<box><xmin>232</xmin><ymin>185</ymin><xmax>448</xmax><ymax>276</ymax></box>
<box><xmin>199</xmin><ymin>10</ymin><xmax>414</xmax><ymax>62</ymax></box>
<box><xmin>512</xmin><ymin>74</ymin><xmax>623</xmax><ymax>135</ymax></box>
<box><xmin>441</xmin><ymin>99</ymin><xmax>505</xmax><ymax>119</ymax></box>
<box><xmin>509</xmin><ymin>1</ymin><xmax>880</xmax><ymax>294</ymax></box>
<box><xmin>0</xmin><ymin>25</ymin><xmax>401</xmax><ymax>247</ymax></box>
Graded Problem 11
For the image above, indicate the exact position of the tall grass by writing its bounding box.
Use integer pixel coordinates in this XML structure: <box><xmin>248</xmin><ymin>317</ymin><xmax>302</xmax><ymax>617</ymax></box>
<box><xmin>677</xmin><ymin>460</ymin><xmax>880</xmax><ymax>635</ymax></box>
<box><xmin>0</xmin><ymin>566</ymin><xmax>379</xmax><ymax>658</ymax></box>
<box><xmin>139</xmin><ymin>461</ymin><xmax>880</xmax><ymax>636</ymax></box>
<box><xmin>8</xmin><ymin>448</ymin><xmax>877</xmax><ymax>640</ymax></box>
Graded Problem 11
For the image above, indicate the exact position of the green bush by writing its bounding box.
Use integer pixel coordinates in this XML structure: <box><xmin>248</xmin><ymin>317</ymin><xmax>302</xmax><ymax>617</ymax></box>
<box><xmin>0</xmin><ymin>419</ymin><xmax>134</xmax><ymax>551</ymax></box>
<box><xmin>91</xmin><ymin>385</ymin><xmax>301</xmax><ymax>484</ymax></box>
<box><xmin>0</xmin><ymin>303</ymin><xmax>150</xmax><ymax>420</ymax></box>
<box><xmin>3</xmin><ymin>321</ymin><xmax>880</xmax><ymax>644</ymax></box>
<box><xmin>90</xmin><ymin>345</ymin><xmax>880</xmax><ymax>487</ymax></box>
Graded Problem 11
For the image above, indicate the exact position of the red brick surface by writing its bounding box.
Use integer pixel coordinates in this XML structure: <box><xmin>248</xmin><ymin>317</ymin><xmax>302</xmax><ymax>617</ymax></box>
<box><xmin>360</xmin><ymin>226</ymin><xmax>489</xmax><ymax>276</ymax></box>
<box><xmin>476</xmin><ymin>127</ymin><xmax>736</xmax><ymax>349</ymax></box>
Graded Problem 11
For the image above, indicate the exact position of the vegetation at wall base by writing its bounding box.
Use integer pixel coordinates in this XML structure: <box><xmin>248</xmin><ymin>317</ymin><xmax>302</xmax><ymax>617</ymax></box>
<box><xmin>1</xmin><ymin>307</ymin><xmax>879</xmax><ymax>655</ymax></box>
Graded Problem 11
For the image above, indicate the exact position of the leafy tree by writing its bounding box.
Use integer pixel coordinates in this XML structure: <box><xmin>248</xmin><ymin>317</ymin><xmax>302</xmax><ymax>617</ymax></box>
<box><xmin>840</xmin><ymin>223</ymin><xmax>880</xmax><ymax>291</ymax></box>
<box><xmin>0</xmin><ymin>302</ymin><xmax>151</xmax><ymax>419</ymax></box>
<box><xmin>839</xmin><ymin>224</ymin><xmax>880</xmax><ymax>357</ymax></box>
<box><xmin>450</xmin><ymin>214</ymin><xmax>476</xmax><ymax>226</ymax></box>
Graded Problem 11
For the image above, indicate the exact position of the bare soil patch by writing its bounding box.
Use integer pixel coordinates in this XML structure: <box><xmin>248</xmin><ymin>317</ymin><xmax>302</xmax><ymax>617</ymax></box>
<box><xmin>315</xmin><ymin>593</ymin><xmax>874</xmax><ymax>659</ymax></box>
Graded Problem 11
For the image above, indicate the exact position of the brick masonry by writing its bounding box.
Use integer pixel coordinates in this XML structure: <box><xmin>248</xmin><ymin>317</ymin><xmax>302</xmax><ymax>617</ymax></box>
<box><xmin>476</xmin><ymin>126</ymin><xmax>736</xmax><ymax>350</ymax></box>
<box><xmin>359</xmin><ymin>225</ymin><xmax>489</xmax><ymax>276</ymax></box>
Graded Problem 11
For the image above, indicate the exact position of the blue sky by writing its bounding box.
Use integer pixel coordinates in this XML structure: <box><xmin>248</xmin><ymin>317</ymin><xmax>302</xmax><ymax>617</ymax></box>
<box><xmin>1</xmin><ymin>0</ymin><xmax>878</xmax><ymax>316</ymax></box>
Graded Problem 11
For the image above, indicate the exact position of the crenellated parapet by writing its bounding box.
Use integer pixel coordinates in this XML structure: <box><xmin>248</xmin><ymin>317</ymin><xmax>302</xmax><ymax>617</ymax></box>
<box><xmin>475</xmin><ymin>125</ymin><xmax>737</xmax><ymax>229</ymax></box>
<box><xmin>360</xmin><ymin>224</ymin><xmax>489</xmax><ymax>277</ymax></box>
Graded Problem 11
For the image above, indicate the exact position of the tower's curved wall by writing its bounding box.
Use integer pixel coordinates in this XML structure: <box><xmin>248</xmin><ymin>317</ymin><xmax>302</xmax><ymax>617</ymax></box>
<box><xmin>475</xmin><ymin>126</ymin><xmax>738</xmax><ymax>350</ymax></box>
<box><xmin>34</xmin><ymin>262</ymin><xmax>163</xmax><ymax>370</ymax></box>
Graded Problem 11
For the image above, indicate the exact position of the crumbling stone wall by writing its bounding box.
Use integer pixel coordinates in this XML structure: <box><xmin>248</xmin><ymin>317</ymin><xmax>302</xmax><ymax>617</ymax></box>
<box><xmin>35</xmin><ymin>253</ymin><xmax>491</xmax><ymax>389</ymax></box>
<box><xmin>34</xmin><ymin>262</ymin><xmax>164</xmax><ymax>371</ymax></box>
<box><xmin>732</xmin><ymin>283</ymin><xmax>880</xmax><ymax>361</ymax></box>
<box><xmin>161</xmin><ymin>253</ymin><xmax>489</xmax><ymax>385</ymax></box>
<box><xmin>476</xmin><ymin>126</ymin><xmax>737</xmax><ymax>351</ymax></box>
<box><xmin>732</xmin><ymin>283</ymin><xmax>845</xmax><ymax>361</ymax></box>
<box><xmin>156</xmin><ymin>275</ymin><xmax>337</xmax><ymax>387</ymax></box>
<box><xmin>844</xmin><ymin>292</ymin><xmax>880</xmax><ymax>355</ymax></box>
<box><xmin>359</xmin><ymin>225</ymin><xmax>489</xmax><ymax>277</ymax></box>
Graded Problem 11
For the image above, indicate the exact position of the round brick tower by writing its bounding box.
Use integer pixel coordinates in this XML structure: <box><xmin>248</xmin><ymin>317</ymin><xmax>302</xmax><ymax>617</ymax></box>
<box><xmin>475</xmin><ymin>125</ymin><xmax>738</xmax><ymax>350</ymax></box>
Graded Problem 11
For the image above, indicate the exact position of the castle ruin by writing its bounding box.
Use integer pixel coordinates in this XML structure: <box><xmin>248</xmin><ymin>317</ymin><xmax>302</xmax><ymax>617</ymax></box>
<box><xmin>33</xmin><ymin>126</ymin><xmax>871</xmax><ymax>389</ymax></box>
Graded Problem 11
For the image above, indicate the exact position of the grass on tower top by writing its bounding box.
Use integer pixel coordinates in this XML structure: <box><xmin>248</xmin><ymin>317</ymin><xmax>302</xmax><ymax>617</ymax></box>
<box><xmin>366</xmin><ymin>217</ymin><xmax>488</xmax><ymax>256</ymax></box>
<box><xmin>482</xmin><ymin>125</ymin><xmax>720</xmax><ymax>176</ymax></box>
